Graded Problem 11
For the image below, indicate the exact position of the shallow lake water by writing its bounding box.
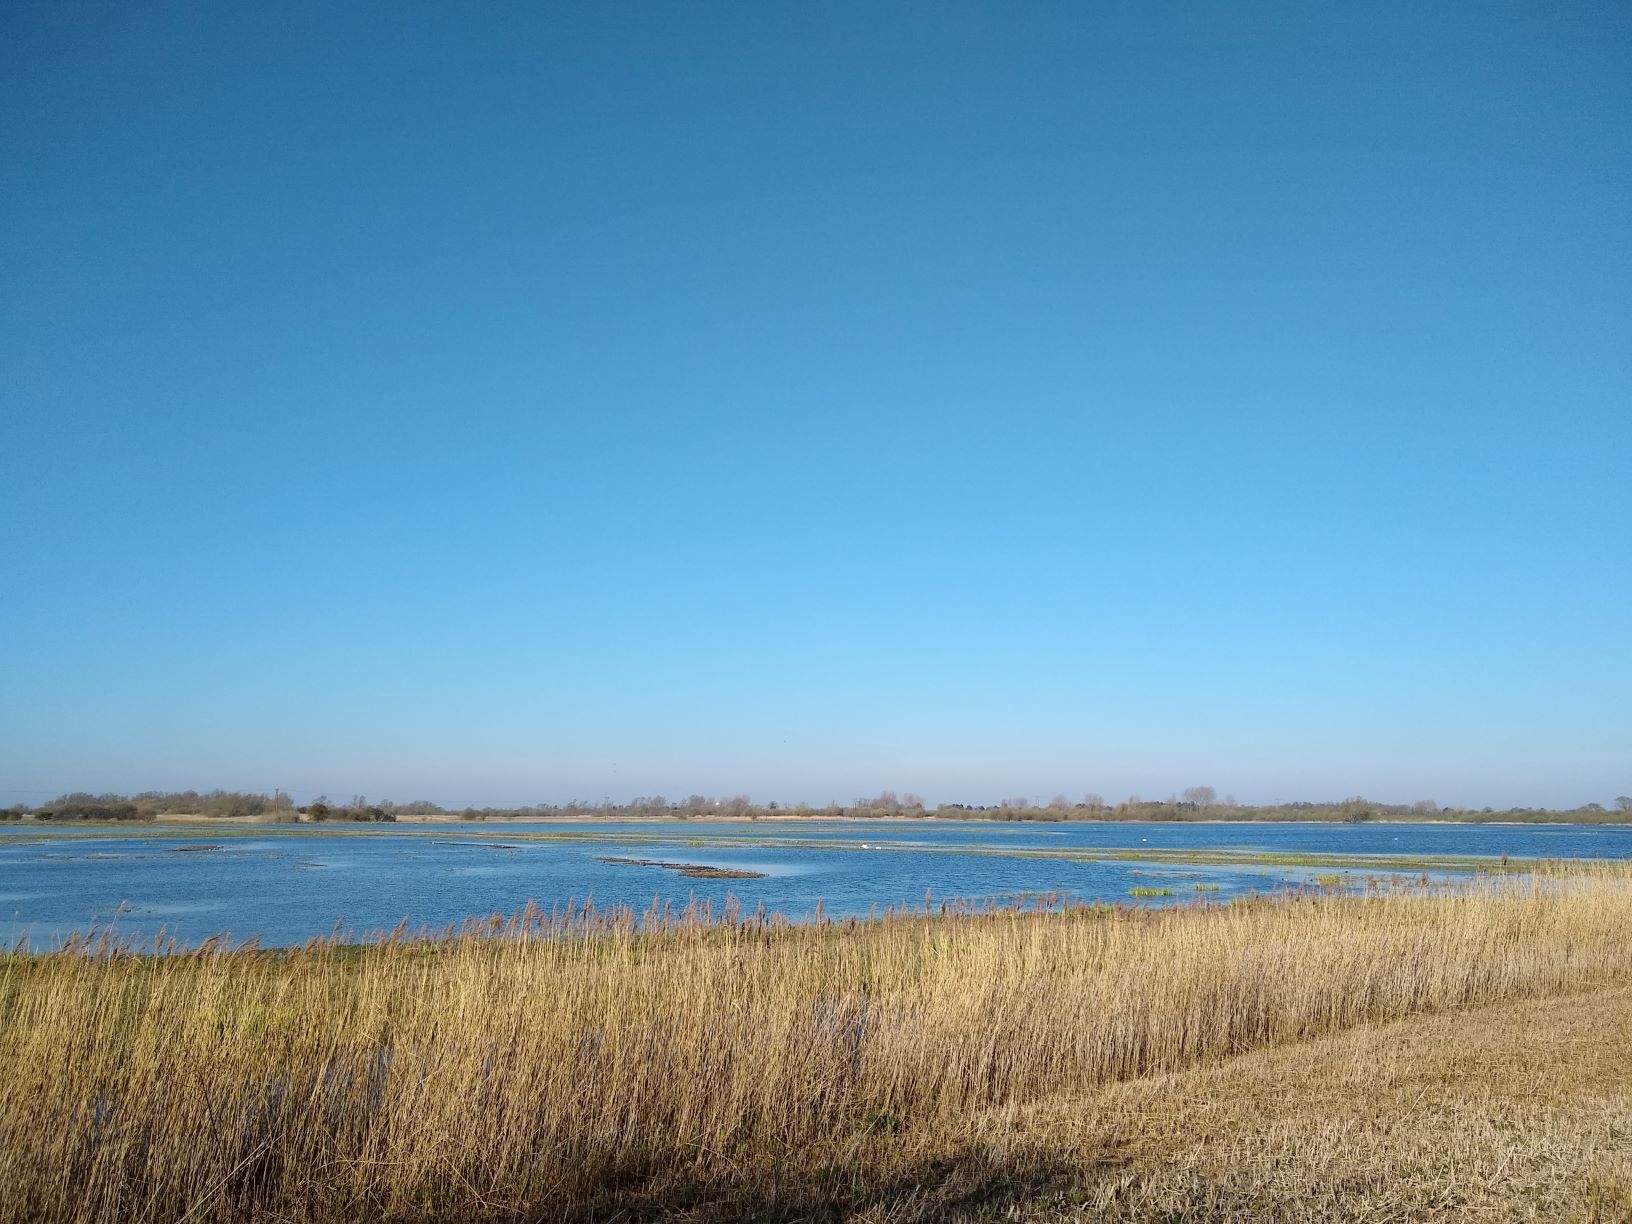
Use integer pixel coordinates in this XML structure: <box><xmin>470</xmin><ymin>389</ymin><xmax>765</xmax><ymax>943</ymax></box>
<box><xmin>1</xmin><ymin>819</ymin><xmax>1627</xmax><ymax>950</ymax></box>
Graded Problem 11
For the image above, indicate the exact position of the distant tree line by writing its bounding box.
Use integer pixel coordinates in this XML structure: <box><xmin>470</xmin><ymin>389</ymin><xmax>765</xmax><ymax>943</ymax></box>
<box><xmin>8</xmin><ymin>790</ymin><xmax>299</xmax><ymax>822</ymax></box>
<box><xmin>443</xmin><ymin>789</ymin><xmax>1632</xmax><ymax>825</ymax></box>
<box><xmin>7</xmin><ymin>789</ymin><xmax>1630</xmax><ymax>825</ymax></box>
<box><xmin>304</xmin><ymin>796</ymin><xmax>400</xmax><ymax>823</ymax></box>
<box><xmin>16</xmin><ymin>794</ymin><xmax>148</xmax><ymax>822</ymax></box>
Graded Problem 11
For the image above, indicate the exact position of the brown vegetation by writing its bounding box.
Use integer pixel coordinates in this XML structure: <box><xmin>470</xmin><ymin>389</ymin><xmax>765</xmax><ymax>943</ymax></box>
<box><xmin>599</xmin><ymin>855</ymin><xmax>768</xmax><ymax>879</ymax></box>
<box><xmin>1</xmin><ymin>869</ymin><xmax>1629</xmax><ymax>1221</ymax></box>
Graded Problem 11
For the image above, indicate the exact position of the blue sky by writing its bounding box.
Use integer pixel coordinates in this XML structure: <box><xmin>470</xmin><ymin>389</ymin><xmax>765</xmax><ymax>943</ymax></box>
<box><xmin>2</xmin><ymin>2</ymin><xmax>1628</xmax><ymax>809</ymax></box>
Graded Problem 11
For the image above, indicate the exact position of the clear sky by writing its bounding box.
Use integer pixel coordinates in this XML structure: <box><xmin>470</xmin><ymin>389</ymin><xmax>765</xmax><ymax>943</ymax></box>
<box><xmin>2</xmin><ymin>2</ymin><xmax>1628</xmax><ymax>810</ymax></box>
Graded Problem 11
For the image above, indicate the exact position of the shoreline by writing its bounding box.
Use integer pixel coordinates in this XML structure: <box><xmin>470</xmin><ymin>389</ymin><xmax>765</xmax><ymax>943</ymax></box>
<box><xmin>6</xmin><ymin>812</ymin><xmax>1631</xmax><ymax>829</ymax></box>
<box><xmin>5</xmin><ymin>873</ymin><xmax>1628</xmax><ymax>1220</ymax></box>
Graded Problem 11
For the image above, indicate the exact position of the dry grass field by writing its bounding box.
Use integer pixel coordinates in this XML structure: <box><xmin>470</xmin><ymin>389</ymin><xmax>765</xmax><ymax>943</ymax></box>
<box><xmin>1</xmin><ymin>869</ymin><xmax>1629</xmax><ymax>1222</ymax></box>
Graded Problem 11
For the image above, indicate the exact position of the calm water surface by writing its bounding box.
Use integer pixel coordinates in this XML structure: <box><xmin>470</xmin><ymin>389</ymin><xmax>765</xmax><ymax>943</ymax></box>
<box><xmin>1</xmin><ymin>820</ymin><xmax>1627</xmax><ymax>950</ymax></box>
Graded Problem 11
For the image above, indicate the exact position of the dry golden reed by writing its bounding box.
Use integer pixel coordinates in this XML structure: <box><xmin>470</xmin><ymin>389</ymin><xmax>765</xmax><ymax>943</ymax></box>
<box><xmin>1</xmin><ymin>868</ymin><xmax>1629</xmax><ymax>1222</ymax></box>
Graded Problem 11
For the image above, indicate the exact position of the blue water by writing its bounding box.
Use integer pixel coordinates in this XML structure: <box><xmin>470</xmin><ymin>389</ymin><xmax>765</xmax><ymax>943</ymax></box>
<box><xmin>0</xmin><ymin>819</ymin><xmax>1626</xmax><ymax>950</ymax></box>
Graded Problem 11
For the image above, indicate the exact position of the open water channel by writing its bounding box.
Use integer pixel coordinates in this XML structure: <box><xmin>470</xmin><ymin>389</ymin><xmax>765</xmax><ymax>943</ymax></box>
<box><xmin>2</xmin><ymin>819</ymin><xmax>1628</xmax><ymax>950</ymax></box>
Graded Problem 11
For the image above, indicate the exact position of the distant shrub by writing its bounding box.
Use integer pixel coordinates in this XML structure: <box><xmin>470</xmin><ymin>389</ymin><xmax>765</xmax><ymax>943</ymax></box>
<box><xmin>33</xmin><ymin>796</ymin><xmax>149</xmax><ymax>822</ymax></box>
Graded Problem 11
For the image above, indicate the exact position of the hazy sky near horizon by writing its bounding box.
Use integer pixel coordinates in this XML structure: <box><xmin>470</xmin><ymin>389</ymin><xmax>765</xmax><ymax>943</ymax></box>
<box><xmin>2</xmin><ymin>3</ymin><xmax>1628</xmax><ymax>810</ymax></box>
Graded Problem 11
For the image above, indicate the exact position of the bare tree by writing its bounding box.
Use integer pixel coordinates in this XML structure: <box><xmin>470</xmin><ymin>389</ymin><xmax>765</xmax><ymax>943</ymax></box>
<box><xmin>1181</xmin><ymin>786</ymin><xmax>1217</xmax><ymax>807</ymax></box>
<box><xmin>1081</xmin><ymin>792</ymin><xmax>1105</xmax><ymax>810</ymax></box>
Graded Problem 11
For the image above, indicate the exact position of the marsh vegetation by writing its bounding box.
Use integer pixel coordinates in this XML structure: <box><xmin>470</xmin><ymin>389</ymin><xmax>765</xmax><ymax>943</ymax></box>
<box><xmin>2</xmin><ymin>867</ymin><xmax>1630</xmax><ymax>1221</ymax></box>
<box><xmin>598</xmin><ymin>855</ymin><xmax>769</xmax><ymax>879</ymax></box>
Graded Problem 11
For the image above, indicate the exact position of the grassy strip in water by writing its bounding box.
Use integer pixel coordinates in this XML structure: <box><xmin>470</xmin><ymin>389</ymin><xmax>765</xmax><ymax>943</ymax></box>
<box><xmin>3</xmin><ymin>822</ymin><xmax>1571</xmax><ymax>875</ymax></box>
<box><xmin>890</xmin><ymin>842</ymin><xmax>1557</xmax><ymax>874</ymax></box>
<box><xmin>599</xmin><ymin>855</ymin><xmax>768</xmax><ymax>879</ymax></box>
